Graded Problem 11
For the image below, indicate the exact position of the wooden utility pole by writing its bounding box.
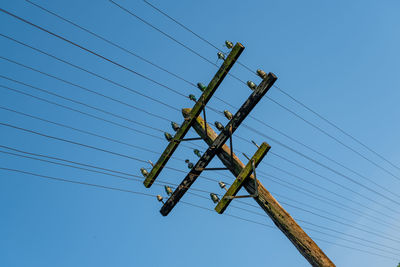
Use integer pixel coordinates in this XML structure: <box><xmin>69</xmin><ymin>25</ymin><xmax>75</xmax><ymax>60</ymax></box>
<box><xmin>182</xmin><ymin>108</ymin><xmax>335</xmax><ymax>267</ymax></box>
<box><xmin>160</xmin><ymin>73</ymin><xmax>277</xmax><ymax>216</ymax></box>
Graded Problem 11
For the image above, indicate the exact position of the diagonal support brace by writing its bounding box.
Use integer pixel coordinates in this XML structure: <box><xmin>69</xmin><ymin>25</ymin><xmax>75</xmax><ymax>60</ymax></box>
<box><xmin>215</xmin><ymin>142</ymin><xmax>271</xmax><ymax>214</ymax></box>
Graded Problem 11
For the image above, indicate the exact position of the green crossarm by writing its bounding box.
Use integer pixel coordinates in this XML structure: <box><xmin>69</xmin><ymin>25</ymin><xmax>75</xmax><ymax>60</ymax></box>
<box><xmin>215</xmin><ymin>142</ymin><xmax>271</xmax><ymax>214</ymax></box>
<box><xmin>143</xmin><ymin>43</ymin><xmax>244</xmax><ymax>188</ymax></box>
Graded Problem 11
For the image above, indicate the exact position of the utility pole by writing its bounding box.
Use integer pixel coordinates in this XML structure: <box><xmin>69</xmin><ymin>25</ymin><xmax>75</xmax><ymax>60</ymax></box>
<box><xmin>182</xmin><ymin>108</ymin><xmax>335</xmax><ymax>267</ymax></box>
<box><xmin>141</xmin><ymin>41</ymin><xmax>335</xmax><ymax>266</ymax></box>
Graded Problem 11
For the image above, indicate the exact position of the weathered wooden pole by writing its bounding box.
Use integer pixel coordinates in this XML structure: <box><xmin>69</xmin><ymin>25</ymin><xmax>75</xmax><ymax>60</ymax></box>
<box><xmin>182</xmin><ymin>108</ymin><xmax>335</xmax><ymax>267</ymax></box>
<box><xmin>160</xmin><ymin>73</ymin><xmax>277</xmax><ymax>216</ymax></box>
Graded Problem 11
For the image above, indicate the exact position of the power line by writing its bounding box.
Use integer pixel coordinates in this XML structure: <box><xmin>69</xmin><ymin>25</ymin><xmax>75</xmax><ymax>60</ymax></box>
<box><xmin>3</xmin><ymin>1</ymin><xmax>400</xmax><ymax>234</ymax></box>
<box><xmin>111</xmin><ymin>0</ymin><xmax>400</xmax><ymax>182</ymax></box>
<box><xmin>2</xmin><ymin>46</ymin><xmax>396</xmax><ymax>221</ymax></box>
<box><xmin>0</xmin><ymin>106</ymin><xmax>185</xmax><ymax>161</ymax></box>
<box><xmin>243</xmin><ymin>124</ymin><xmax>400</xmax><ymax>211</ymax></box>
<box><xmin>262</xmin><ymin>172</ymin><xmax>400</xmax><ymax>229</ymax></box>
<box><xmin>27</xmin><ymin>0</ymin><xmax>398</xmax><ymax>202</ymax></box>
<box><xmin>140</xmin><ymin>0</ymin><xmax>400</xmax><ymax>175</ymax></box>
<box><xmin>25</xmin><ymin>0</ymin><xmax>198</xmax><ymax>89</ymax></box>
<box><xmin>0</xmin><ymin>121</ymin><xmax>150</xmax><ymax>163</ymax></box>
<box><xmin>22</xmin><ymin>0</ymin><xmax>250</xmax><ymax>124</ymax></box>
<box><xmin>0</xmin><ymin>8</ymin><xmax>189</xmax><ymax>99</ymax></box>
<box><xmin>0</xmin><ymin>34</ymin><xmax>180</xmax><ymax>113</ymax></box>
<box><xmin>3</xmin><ymin>147</ymin><xmax>400</xmax><ymax>255</ymax></box>
<box><xmin>0</xmin><ymin>165</ymin><xmax>397</xmax><ymax>260</ymax></box>
<box><xmin>274</xmin><ymin>85</ymin><xmax>400</xmax><ymax>173</ymax></box>
<box><xmin>0</xmin><ymin>84</ymin><xmax>165</xmax><ymax>141</ymax></box>
<box><xmin>2</xmin><ymin>3</ymin><xmax>396</xmax><ymax>262</ymax></box>
<box><xmin>3</xmin><ymin>28</ymin><xmax>397</xmax><ymax>209</ymax></box>
<box><xmin>0</xmin><ymin>75</ymin><xmax>165</xmax><ymax>134</ymax></box>
<box><xmin>0</xmin><ymin>121</ymin><xmax>221</xmax><ymax>184</ymax></box>
<box><xmin>3</xmin><ymin>97</ymin><xmax>397</xmax><ymax>229</ymax></box>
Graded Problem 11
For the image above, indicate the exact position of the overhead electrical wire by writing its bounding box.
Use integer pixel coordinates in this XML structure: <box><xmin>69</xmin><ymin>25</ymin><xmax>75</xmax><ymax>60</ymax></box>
<box><xmin>2</xmin><ymin>33</ymin><xmax>398</xmax><ymax>215</ymax></box>
<box><xmin>2</xmin><ymin>98</ymin><xmax>398</xmax><ymax>229</ymax></box>
<box><xmin>0</xmin><ymin>84</ymin><xmax>165</xmax><ymax>141</ymax></box>
<box><xmin>0</xmin><ymin>34</ymin><xmax>181</xmax><ymax>113</ymax></box>
<box><xmin>3</xmin><ymin>22</ymin><xmax>398</xmax><ymax>212</ymax></box>
<box><xmin>3</xmin><ymin>147</ymin><xmax>400</xmax><ymax>255</ymax></box>
<box><xmin>2</xmin><ymin>68</ymin><xmax>396</xmax><ymax>222</ymax></box>
<box><xmin>0</xmin><ymin>75</ymin><xmax>165</xmax><ymax>134</ymax></box>
<box><xmin>242</xmin><ymin>124</ymin><xmax>400</xmax><ymax>208</ymax></box>
<box><xmin>2</xmin><ymin>86</ymin><xmax>397</xmax><ymax>229</ymax></box>
<box><xmin>106</xmin><ymin>0</ymin><xmax>400</xmax><ymax>181</ymax></box>
<box><xmin>3</xmin><ymin>2</ymin><xmax>400</xmax><ymax>249</ymax></box>
<box><xmin>140</xmin><ymin>0</ymin><xmax>400</xmax><ymax>174</ymax></box>
<box><xmin>19</xmin><ymin>1</ymin><xmax>400</xmax><ymax>210</ymax></box>
<box><xmin>0</xmin><ymin>8</ymin><xmax>189</xmax><ymax>99</ymax></box>
<box><xmin>1</xmin><ymin>3</ymin><xmax>398</xmax><ymax>262</ymax></box>
<box><xmin>0</xmin><ymin>164</ymin><xmax>398</xmax><ymax>260</ymax></box>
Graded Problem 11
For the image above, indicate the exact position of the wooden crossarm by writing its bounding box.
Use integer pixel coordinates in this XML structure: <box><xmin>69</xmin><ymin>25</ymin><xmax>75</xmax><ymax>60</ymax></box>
<box><xmin>143</xmin><ymin>43</ymin><xmax>244</xmax><ymax>188</ymax></box>
<box><xmin>215</xmin><ymin>142</ymin><xmax>270</xmax><ymax>214</ymax></box>
<box><xmin>160</xmin><ymin>73</ymin><xmax>277</xmax><ymax>216</ymax></box>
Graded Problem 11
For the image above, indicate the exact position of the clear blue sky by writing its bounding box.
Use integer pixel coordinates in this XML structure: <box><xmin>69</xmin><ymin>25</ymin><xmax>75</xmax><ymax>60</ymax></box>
<box><xmin>1</xmin><ymin>0</ymin><xmax>400</xmax><ymax>266</ymax></box>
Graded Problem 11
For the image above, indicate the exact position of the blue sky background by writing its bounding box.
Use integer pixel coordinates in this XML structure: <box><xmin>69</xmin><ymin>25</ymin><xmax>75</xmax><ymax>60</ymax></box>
<box><xmin>1</xmin><ymin>0</ymin><xmax>400</xmax><ymax>266</ymax></box>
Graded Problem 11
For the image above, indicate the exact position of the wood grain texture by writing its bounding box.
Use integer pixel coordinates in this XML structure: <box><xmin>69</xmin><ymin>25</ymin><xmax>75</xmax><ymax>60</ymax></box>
<box><xmin>183</xmin><ymin>108</ymin><xmax>335</xmax><ymax>267</ymax></box>
<box><xmin>143</xmin><ymin>43</ymin><xmax>244</xmax><ymax>188</ymax></box>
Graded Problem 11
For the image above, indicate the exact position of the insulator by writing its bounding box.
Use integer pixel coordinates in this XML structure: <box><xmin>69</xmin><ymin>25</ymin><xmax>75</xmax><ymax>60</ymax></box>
<box><xmin>171</xmin><ymin>121</ymin><xmax>180</xmax><ymax>132</ymax></box>
<box><xmin>210</xmin><ymin>193</ymin><xmax>220</xmax><ymax>204</ymax></box>
<box><xmin>214</xmin><ymin>121</ymin><xmax>224</xmax><ymax>131</ymax></box>
<box><xmin>157</xmin><ymin>195</ymin><xmax>164</xmax><ymax>202</ymax></box>
<box><xmin>256</xmin><ymin>69</ymin><xmax>267</xmax><ymax>79</ymax></box>
<box><xmin>164</xmin><ymin>132</ymin><xmax>173</xmax><ymax>142</ymax></box>
<box><xmin>217</xmin><ymin>52</ymin><xmax>225</xmax><ymax>60</ymax></box>
<box><xmin>197</xmin><ymin>82</ymin><xmax>207</xmax><ymax>92</ymax></box>
<box><xmin>225</xmin><ymin>40</ymin><xmax>233</xmax><ymax>49</ymax></box>
<box><xmin>140</xmin><ymin>168</ymin><xmax>149</xmax><ymax>177</ymax></box>
<box><xmin>189</xmin><ymin>94</ymin><xmax>197</xmax><ymax>102</ymax></box>
<box><xmin>164</xmin><ymin>185</ymin><xmax>173</xmax><ymax>196</ymax></box>
<box><xmin>193</xmin><ymin>149</ymin><xmax>202</xmax><ymax>158</ymax></box>
<box><xmin>223</xmin><ymin>110</ymin><xmax>233</xmax><ymax>120</ymax></box>
<box><xmin>247</xmin><ymin>80</ymin><xmax>257</xmax><ymax>90</ymax></box>
<box><xmin>218</xmin><ymin>181</ymin><xmax>226</xmax><ymax>189</ymax></box>
<box><xmin>185</xmin><ymin>159</ymin><xmax>194</xmax><ymax>169</ymax></box>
